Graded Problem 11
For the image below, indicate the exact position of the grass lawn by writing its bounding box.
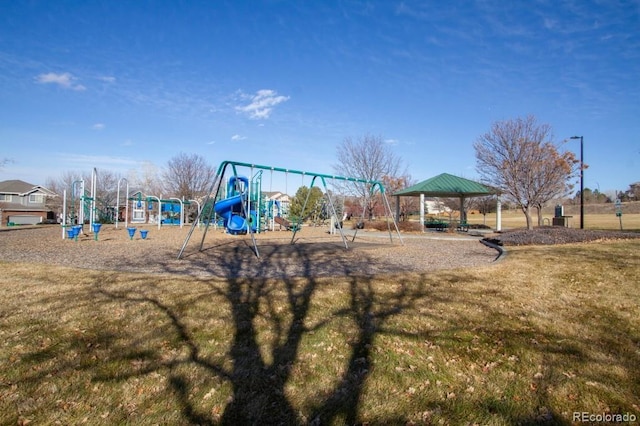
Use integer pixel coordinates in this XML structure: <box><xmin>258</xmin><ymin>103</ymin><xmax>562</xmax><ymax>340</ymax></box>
<box><xmin>1</xmin><ymin>240</ymin><xmax>639</xmax><ymax>424</ymax></box>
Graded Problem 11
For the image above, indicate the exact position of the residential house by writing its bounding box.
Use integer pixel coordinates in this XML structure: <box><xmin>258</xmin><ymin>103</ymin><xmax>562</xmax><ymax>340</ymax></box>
<box><xmin>0</xmin><ymin>180</ymin><xmax>57</xmax><ymax>226</ymax></box>
<box><xmin>263</xmin><ymin>191</ymin><xmax>291</xmax><ymax>217</ymax></box>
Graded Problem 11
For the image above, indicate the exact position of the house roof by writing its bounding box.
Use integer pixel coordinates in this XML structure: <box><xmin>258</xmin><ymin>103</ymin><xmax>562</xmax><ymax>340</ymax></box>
<box><xmin>393</xmin><ymin>173</ymin><xmax>492</xmax><ymax>198</ymax></box>
<box><xmin>0</xmin><ymin>179</ymin><xmax>55</xmax><ymax>196</ymax></box>
<box><xmin>263</xmin><ymin>191</ymin><xmax>290</xmax><ymax>200</ymax></box>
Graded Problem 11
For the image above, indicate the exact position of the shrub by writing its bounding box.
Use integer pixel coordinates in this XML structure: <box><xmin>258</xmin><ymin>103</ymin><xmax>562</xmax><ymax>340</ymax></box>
<box><xmin>354</xmin><ymin>220</ymin><xmax>422</xmax><ymax>232</ymax></box>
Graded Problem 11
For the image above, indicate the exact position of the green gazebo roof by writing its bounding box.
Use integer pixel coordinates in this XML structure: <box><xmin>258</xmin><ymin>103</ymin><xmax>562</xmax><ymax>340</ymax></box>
<box><xmin>393</xmin><ymin>173</ymin><xmax>492</xmax><ymax>198</ymax></box>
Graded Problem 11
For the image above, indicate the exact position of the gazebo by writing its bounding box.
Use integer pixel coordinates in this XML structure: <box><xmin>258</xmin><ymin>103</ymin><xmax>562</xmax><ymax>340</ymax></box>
<box><xmin>393</xmin><ymin>173</ymin><xmax>496</xmax><ymax>230</ymax></box>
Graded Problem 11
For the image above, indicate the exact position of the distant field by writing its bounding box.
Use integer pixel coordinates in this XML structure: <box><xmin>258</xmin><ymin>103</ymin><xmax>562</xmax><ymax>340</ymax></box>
<box><xmin>466</xmin><ymin>211</ymin><xmax>639</xmax><ymax>231</ymax></box>
<box><xmin>408</xmin><ymin>201</ymin><xmax>640</xmax><ymax>231</ymax></box>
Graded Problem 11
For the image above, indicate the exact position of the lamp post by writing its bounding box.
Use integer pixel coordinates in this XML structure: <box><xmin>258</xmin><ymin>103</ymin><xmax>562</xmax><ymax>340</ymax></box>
<box><xmin>570</xmin><ymin>136</ymin><xmax>584</xmax><ymax>229</ymax></box>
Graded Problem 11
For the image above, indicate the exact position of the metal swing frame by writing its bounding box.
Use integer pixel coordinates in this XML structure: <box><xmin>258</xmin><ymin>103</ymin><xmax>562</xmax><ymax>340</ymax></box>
<box><xmin>177</xmin><ymin>160</ymin><xmax>403</xmax><ymax>259</ymax></box>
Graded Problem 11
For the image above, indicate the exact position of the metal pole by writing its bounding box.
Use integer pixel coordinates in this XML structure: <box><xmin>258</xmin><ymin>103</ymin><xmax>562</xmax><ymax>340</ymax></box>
<box><xmin>116</xmin><ymin>177</ymin><xmax>129</xmax><ymax>229</ymax></box>
<box><xmin>125</xmin><ymin>181</ymin><xmax>129</xmax><ymax>228</ymax></box>
<box><xmin>62</xmin><ymin>189</ymin><xmax>67</xmax><ymax>239</ymax></box>
<box><xmin>580</xmin><ymin>136</ymin><xmax>584</xmax><ymax>229</ymax></box>
<box><xmin>146</xmin><ymin>195</ymin><xmax>162</xmax><ymax>230</ymax></box>
<box><xmin>571</xmin><ymin>136</ymin><xmax>584</xmax><ymax>229</ymax></box>
<box><xmin>90</xmin><ymin>168</ymin><xmax>97</xmax><ymax>229</ymax></box>
<box><xmin>78</xmin><ymin>180</ymin><xmax>85</xmax><ymax>227</ymax></box>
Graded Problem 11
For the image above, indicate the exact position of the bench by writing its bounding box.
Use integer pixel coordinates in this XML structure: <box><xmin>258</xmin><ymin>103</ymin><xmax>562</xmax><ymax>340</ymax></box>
<box><xmin>457</xmin><ymin>220</ymin><xmax>469</xmax><ymax>232</ymax></box>
<box><xmin>424</xmin><ymin>218</ymin><xmax>449</xmax><ymax>232</ymax></box>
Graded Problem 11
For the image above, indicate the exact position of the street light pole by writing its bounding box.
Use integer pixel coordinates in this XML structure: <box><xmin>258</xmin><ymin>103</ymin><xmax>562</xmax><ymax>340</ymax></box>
<box><xmin>570</xmin><ymin>136</ymin><xmax>584</xmax><ymax>229</ymax></box>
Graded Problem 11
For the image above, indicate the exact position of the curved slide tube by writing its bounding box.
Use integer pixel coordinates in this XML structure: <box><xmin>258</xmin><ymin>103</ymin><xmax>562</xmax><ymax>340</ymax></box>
<box><xmin>214</xmin><ymin>195</ymin><xmax>248</xmax><ymax>234</ymax></box>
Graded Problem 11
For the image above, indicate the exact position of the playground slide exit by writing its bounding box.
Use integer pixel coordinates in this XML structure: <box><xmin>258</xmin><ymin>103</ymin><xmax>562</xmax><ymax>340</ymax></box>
<box><xmin>214</xmin><ymin>194</ymin><xmax>247</xmax><ymax>233</ymax></box>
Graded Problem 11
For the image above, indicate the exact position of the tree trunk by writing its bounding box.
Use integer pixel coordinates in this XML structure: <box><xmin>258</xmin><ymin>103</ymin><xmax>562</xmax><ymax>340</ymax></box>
<box><xmin>536</xmin><ymin>205</ymin><xmax>543</xmax><ymax>227</ymax></box>
<box><xmin>521</xmin><ymin>205</ymin><xmax>534</xmax><ymax>230</ymax></box>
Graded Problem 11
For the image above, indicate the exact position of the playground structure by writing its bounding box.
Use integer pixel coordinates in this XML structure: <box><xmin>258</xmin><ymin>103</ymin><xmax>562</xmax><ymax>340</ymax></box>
<box><xmin>177</xmin><ymin>160</ymin><xmax>403</xmax><ymax>259</ymax></box>
<box><xmin>61</xmin><ymin>168</ymin><xmax>126</xmax><ymax>240</ymax></box>
<box><xmin>214</xmin><ymin>175</ymin><xmax>258</xmax><ymax>234</ymax></box>
<box><xmin>61</xmin><ymin>168</ymin><xmax>99</xmax><ymax>239</ymax></box>
<box><xmin>60</xmin><ymin>168</ymin><xmax>202</xmax><ymax>238</ymax></box>
<box><xmin>127</xmin><ymin>192</ymin><xmax>201</xmax><ymax>230</ymax></box>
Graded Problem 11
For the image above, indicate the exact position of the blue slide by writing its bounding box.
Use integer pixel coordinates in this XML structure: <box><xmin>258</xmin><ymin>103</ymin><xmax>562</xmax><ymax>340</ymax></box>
<box><xmin>214</xmin><ymin>194</ymin><xmax>248</xmax><ymax>234</ymax></box>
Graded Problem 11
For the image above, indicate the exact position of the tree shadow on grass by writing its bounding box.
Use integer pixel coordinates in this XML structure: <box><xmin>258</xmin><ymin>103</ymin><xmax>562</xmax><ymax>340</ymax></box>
<box><xmin>88</xmin><ymin>240</ymin><xmax>424</xmax><ymax>424</ymax></box>
<box><xmin>9</xmin><ymin>239</ymin><xmax>639</xmax><ymax>424</ymax></box>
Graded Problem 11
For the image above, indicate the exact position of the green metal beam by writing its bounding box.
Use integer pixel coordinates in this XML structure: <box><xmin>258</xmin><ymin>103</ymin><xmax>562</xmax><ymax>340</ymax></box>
<box><xmin>215</xmin><ymin>160</ymin><xmax>387</xmax><ymax>193</ymax></box>
<box><xmin>176</xmin><ymin>160</ymin><xmax>401</xmax><ymax>259</ymax></box>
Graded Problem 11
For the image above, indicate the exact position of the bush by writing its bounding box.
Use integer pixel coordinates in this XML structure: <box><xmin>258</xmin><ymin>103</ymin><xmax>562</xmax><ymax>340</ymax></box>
<box><xmin>353</xmin><ymin>220</ymin><xmax>422</xmax><ymax>232</ymax></box>
<box><xmin>469</xmin><ymin>224</ymin><xmax>491</xmax><ymax>230</ymax></box>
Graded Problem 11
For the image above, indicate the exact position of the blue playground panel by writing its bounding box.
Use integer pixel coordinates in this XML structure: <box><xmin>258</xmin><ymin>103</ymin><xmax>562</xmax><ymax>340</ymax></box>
<box><xmin>161</xmin><ymin>202</ymin><xmax>181</xmax><ymax>225</ymax></box>
<box><xmin>214</xmin><ymin>178</ymin><xmax>257</xmax><ymax>234</ymax></box>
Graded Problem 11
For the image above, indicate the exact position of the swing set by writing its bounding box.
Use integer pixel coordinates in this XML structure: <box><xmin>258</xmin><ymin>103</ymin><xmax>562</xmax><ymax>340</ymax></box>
<box><xmin>177</xmin><ymin>160</ymin><xmax>403</xmax><ymax>259</ymax></box>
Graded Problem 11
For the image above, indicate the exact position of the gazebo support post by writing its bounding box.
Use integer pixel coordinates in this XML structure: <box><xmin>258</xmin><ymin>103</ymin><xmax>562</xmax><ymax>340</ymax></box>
<box><xmin>496</xmin><ymin>196</ymin><xmax>502</xmax><ymax>231</ymax></box>
<box><xmin>420</xmin><ymin>193</ymin><xmax>425</xmax><ymax>232</ymax></box>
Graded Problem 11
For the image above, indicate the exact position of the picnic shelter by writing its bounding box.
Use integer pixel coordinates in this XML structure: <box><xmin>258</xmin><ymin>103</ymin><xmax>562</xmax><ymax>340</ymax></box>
<box><xmin>393</xmin><ymin>173</ymin><xmax>495</xmax><ymax>229</ymax></box>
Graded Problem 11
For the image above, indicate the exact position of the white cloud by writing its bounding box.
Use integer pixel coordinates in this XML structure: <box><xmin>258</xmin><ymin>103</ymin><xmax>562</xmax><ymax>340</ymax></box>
<box><xmin>98</xmin><ymin>76</ymin><xmax>116</xmax><ymax>83</ymax></box>
<box><xmin>385</xmin><ymin>138</ymin><xmax>399</xmax><ymax>145</ymax></box>
<box><xmin>92</xmin><ymin>123</ymin><xmax>106</xmax><ymax>130</ymax></box>
<box><xmin>543</xmin><ymin>17</ymin><xmax>557</xmax><ymax>30</ymax></box>
<box><xmin>35</xmin><ymin>72</ymin><xmax>86</xmax><ymax>91</ymax></box>
<box><xmin>236</xmin><ymin>89</ymin><xmax>289</xmax><ymax>119</ymax></box>
<box><xmin>207</xmin><ymin>140</ymin><xmax>216</xmax><ymax>145</ymax></box>
<box><xmin>231</xmin><ymin>134</ymin><xmax>246</xmax><ymax>141</ymax></box>
<box><xmin>59</xmin><ymin>153</ymin><xmax>139</xmax><ymax>169</ymax></box>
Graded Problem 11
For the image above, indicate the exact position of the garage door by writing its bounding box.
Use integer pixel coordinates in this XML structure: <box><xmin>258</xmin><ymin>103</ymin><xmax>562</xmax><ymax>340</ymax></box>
<box><xmin>8</xmin><ymin>215</ymin><xmax>42</xmax><ymax>225</ymax></box>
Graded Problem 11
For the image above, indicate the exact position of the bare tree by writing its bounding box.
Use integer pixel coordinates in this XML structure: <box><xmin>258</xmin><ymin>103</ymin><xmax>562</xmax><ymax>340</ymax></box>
<box><xmin>381</xmin><ymin>174</ymin><xmax>417</xmax><ymax>221</ymax></box>
<box><xmin>333</xmin><ymin>134</ymin><xmax>405</xmax><ymax>220</ymax></box>
<box><xmin>161</xmin><ymin>153</ymin><xmax>216</xmax><ymax>200</ymax></box>
<box><xmin>129</xmin><ymin>162</ymin><xmax>163</xmax><ymax>196</ymax></box>
<box><xmin>474</xmin><ymin>115</ymin><xmax>578</xmax><ymax>229</ymax></box>
<box><xmin>472</xmin><ymin>196</ymin><xmax>496</xmax><ymax>225</ymax></box>
<box><xmin>87</xmin><ymin>169</ymin><xmax>120</xmax><ymax>221</ymax></box>
<box><xmin>45</xmin><ymin>169</ymin><xmax>123</xmax><ymax>222</ymax></box>
<box><xmin>44</xmin><ymin>171</ymin><xmax>83</xmax><ymax>220</ymax></box>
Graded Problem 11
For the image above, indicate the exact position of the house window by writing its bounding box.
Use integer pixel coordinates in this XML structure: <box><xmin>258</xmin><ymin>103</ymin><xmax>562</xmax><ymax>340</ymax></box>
<box><xmin>29</xmin><ymin>194</ymin><xmax>44</xmax><ymax>203</ymax></box>
<box><xmin>132</xmin><ymin>210</ymin><xmax>146</xmax><ymax>221</ymax></box>
<box><xmin>0</xmin><ymin>194</ymin><xmax>12</xmax><ymax>202</ymax></box>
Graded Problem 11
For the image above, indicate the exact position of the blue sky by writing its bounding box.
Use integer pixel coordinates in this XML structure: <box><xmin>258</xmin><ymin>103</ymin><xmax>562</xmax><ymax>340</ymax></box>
<box><xmin>1</xmin><ymin>0</ymin><xmax>638</xmax><ymax>195</ymax></box>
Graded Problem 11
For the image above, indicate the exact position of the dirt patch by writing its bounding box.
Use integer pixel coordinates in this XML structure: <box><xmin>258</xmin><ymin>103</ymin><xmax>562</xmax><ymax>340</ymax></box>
<box><xmin>0</xmin><ymin>224</ymin><xmax>498</xmax><ymax>278</ymax></box>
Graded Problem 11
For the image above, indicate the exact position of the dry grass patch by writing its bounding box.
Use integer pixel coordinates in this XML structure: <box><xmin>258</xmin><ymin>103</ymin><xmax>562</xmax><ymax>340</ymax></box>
<box><xmin>467</xmin><ymin>210</ymin><xmax>640</xmax><ymax>231</ymax></box>
<box><xmin>1</xmin><ymin>239</ymin><xmax>639</xmax><ymax>424</ymax></box>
